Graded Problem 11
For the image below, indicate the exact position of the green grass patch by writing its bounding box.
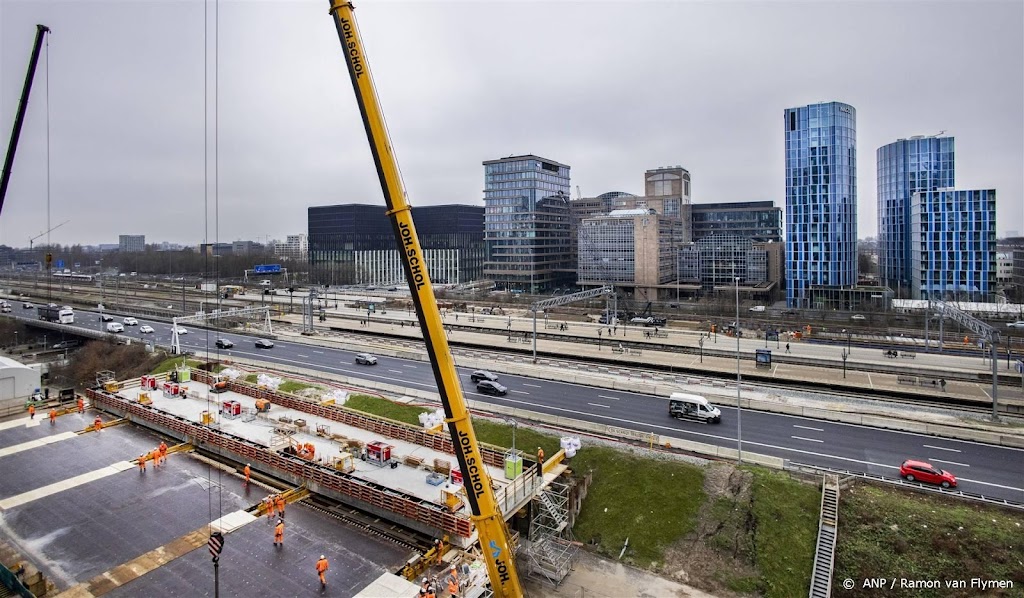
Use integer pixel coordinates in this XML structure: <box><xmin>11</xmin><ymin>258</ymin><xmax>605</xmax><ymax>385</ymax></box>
<box><xmin>749</xmin><ymin>469</ymin><xmax>819</xmax><ymax>598</ymax></box>
<box><xmin>470</xmin><ymin>419</ymin><xmax>561</xmax><ymax>459</ymax></box>
<box><xmin>151</xmin><ymin>356</ymin><xmax>201</xmax><ymax>375</ymax></box>
<box><xmin>243</xmin><ymin>373</ymin><xmax>259</xmax><ymax>383</ymax></box>
<box><xmin>278</xmin><ymin>380</ymin><xmax>324</xmax><ymax>394</ymax></box>
<box><xmin>571</xmin><ymin>447</ymin><xmax>704</xmax><ymax>567</ymax></box>
<box><xmin>343</xmin><ymin>394</ymin><xmax>431</xmax><ymax>426</ymax></box>
<box><xmin>835</xmin><ymin>484</ymin><xmax>1024</xmax><ymax>597</ymax></box>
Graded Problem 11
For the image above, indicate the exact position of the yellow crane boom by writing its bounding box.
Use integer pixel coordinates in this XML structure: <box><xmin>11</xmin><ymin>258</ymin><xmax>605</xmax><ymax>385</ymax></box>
<box><xmin>326</xmin><ymin>3</ymin><xmax>523</xmax><ymax>596</ymax></box>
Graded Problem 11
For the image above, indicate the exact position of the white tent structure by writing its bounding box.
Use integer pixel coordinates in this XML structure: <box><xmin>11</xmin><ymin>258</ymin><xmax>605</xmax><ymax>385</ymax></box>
<box><xmin>0</xmin><ymin>355</ymin><xmax>41</xmax><ymax>414</ymax></box>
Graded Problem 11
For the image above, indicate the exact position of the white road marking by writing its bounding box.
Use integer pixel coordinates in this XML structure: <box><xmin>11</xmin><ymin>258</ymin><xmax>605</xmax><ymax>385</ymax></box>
<box><xmin>511</xmin><ymin>390</ymin><xmax>530</xmax><ymax>395</ymax></box>
<box><xmin>523</xmin><ymin>383</ymin><xmax>542</xmax><ymax>388</ymax></box>
<box><xmin>402</xmin><ymin>364</ymin><xmax>418</xmax><ymax>369</ymax></box>
<box><xmin>793</xmin><ymin>425</ymin><xmax>824</xmax><ymax>432</ymax></box>
<box><xmin>388</xmin><ymin>369</ymin><xmax>404</xmax><ymax>374</ymax></box>
<box><xmin>791</xmin><ymin>436</ymin><xmax>824</xmax><ymax>443</ymax></box>
<box><xmin>928</xmin><ymin>458</ymin><xmax>970</xmax><ymax>468</ymax></box>
<box><xmin>587</xmin><ymin>403</ymin><xmax>610</xmax><ymax>409</ymax></box>
<box><xmin>297</xmin><ymin>354</ymin><xmax>309</xmax><ymax>358</ymax></box>
<box><xmin>923</xmin><ymin>444</ymin><xmax>961</xmax><ymax>453</ymax></box>
<box><xmin>312</xmin><ymin>350</ymin><xmax>324</xmax><ymax>354</ymax></box>
<box><xmin>597</xmin><ymin>395</ymin><xmax>621</xmax><ymax>401</ymax></box>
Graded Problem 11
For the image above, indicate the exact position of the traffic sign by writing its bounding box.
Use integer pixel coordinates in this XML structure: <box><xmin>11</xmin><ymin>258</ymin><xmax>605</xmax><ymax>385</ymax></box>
<box><xmin>56</xmin><ymin>259</ymin><xmax>64</xmax><ymax>269</ymax></box>
<box><xmin>254</xmin><ymin>264</ymin><xmax>281</xmax><ymax>274</ymax></box>
<box><xmin>208</xmin><ymin>531</ymin><xmax>224</xmax><ymax>561</ymax></box>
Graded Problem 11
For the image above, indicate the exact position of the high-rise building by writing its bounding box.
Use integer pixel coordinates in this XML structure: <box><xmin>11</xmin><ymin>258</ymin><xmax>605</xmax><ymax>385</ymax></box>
<box><xmin>119</xmin><ymin>235</ymin><xmax>145</xmax><ymax>253</ymax></box>
<box><xmin>483</xmin><ymin>155</ymin><xmax>572</xmax><ymax>293</ymax></box>
<box><xmin>784</xmin><ymin>101</ymin><xmax>858</xmax><ymax>308</ymax></box>
<box><xmin>691</xmin><ymin>201</ymin><xmax>783</xmax><ymax>242</ymax></box>
<box><xmin>910</xmin><ymin>189</ymin><xmax>996</xmax><ymax>301</ymax></box>
<box><xmin>877</xmin><ymin>136</ymin><xmax>955</xmax><ymax>291</ymax></box>
<box><xmin>308</xmin><ymin>204</ymin><xmax>485</xmax><ymax>286</ymax></box>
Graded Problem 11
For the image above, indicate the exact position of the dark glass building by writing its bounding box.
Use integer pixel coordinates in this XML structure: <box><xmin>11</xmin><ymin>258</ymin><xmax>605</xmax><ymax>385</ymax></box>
<box><xmin>308</xmin><ymin>204</ymin><xmax>485</xmax><ymax>286</ymax></box>
<box><xmin>877</xmin><ymin>136</ymin><xmax>955</xmax><ymax>291</ymax></box>
<box><xmin>784</xmin><ymin>101</ymin><xmax>858</xmax><ymax>308</ymax></box>
<box><xmin>691</xmin><ymin>201</ymin><xmax>782</xmax><ymax>242</ymax></box>
<box><xmin>483</xmin><ymin>155</ymin><xmax>573</xmax><ymax>293</ymax></box>
<box><xmin>910</xmin><ymin>189</ymin><xmax>996</xmax><ymax>301</ymax></box>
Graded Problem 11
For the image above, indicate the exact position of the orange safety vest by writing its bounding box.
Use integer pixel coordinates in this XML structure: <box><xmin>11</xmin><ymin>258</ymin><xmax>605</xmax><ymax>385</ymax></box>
<box><xmin>159</xmin><ymin>442</ymin><xmax>168</xmax><ymax>455</ymax></box>
<box><xmin>316</xmin><ymin>558</ymin><xmax>329</xmax><ymax>573</ymax></box>
<box><xmin>276</xmin><ymin>497</ymin><xmax>285</xmax><ymax>512</ymax></box>
<box><xmin>28</xmin><ymin>405</ymin><xmax>35</xmax><ymax>416</ymax></box>
<box><xmin>274</xmin><ymin>522</ymin><xmax>284</xmax><ymax>540</ymax></box>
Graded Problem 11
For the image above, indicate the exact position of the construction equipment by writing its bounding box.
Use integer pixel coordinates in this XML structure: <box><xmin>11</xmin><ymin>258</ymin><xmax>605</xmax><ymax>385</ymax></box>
<box><xmin>327</xmin><ymin>4</ymin><xmax>523</xmax><ymax>594</ymax></box>
<box><xmin>1</xmin><ymin>24</ymin><xmax>50</xmax><ymax>218</ymax></box>
<box><xmin>254</xmin><ymin>398</ymin><xmax>271</xmax><ymax>413</ymax></box>
<box><xmin>209</xmin><ymin>374</ymin><xmax>229</xmax><ymax>394</ymax></box>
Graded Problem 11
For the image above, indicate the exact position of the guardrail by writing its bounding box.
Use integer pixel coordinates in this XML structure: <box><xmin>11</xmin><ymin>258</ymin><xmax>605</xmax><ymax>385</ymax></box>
<box><xmin>786</xmin><ymin>461</ymin><xmax>1024</xmax><ymax>511</ymax></box>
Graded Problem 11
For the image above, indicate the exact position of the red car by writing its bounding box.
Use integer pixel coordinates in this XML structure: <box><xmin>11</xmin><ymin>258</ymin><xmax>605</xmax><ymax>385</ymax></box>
<box><xmin>900</xmin><ymin>459</ymin><xmax>957</xmax><ymax>488</ymax></box>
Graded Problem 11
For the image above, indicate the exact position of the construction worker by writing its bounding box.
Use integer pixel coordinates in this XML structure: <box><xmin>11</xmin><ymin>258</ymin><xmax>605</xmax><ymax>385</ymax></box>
<box><xmin>273</xmin><ymin>518</ymin><xmax>284</xmax><ymax>547</ymax></box>
<box><xmin>93</xmin><ymin>416</ymin><xmax>103</xmax><ymax>432</ymax></box>
<box><xmin>266</xmin><ymin>495</ymin><xmax>276</xmax><ymax>522</ymax></box>
<box><xmin>150</xmin><ymin>448</ymin><xmax>160</xmax><ymax>469</ymax></box>
<box><xmin>447</xmin><ymin>566</ymin><xmax>460</xmax><ymax>597</ymax></box>
<box><xmin>316</xmin><ymin>554</ymin><xmax>329</xmax><ymax>588</ymax></box>
<box><xmin>159</xmin><ymin>441</ymin><xmax>168</xmax><ymax>466</ymax></box>
<box><xmin>138</xmin><ymin>454</ymin><xmax>147</xmax><ymax>472</ymax></box>
<box><xmin>243</xmin><ymin>463</ymin><xmax>251</xmax><ymax>485</ymax></box>
<box><xmin>77</xmin><ymin>397</ymin><xmax>85</xmax><ymax>413</ymax></box>
<box><xmin>536</xmin><ymin>446</ymin><xmax>545</xmax><ymax>476</ymax></box>
<box><xmin>28</xmin><ymin>404</ymin><xmax>35</xmax><ymax>419</ymax></box>
<box><xmin>275</xmin><ymin>494</ymin><xmax>286</xmax><ymax>519</ymax></box>
<box><xmin>49</xmin><ymin>408</ymin><xmax>57</xmax><ymax>425</ymax></box>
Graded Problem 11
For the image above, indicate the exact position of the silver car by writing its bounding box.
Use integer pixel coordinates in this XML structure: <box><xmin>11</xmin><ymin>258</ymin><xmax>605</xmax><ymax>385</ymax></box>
<box><xmin>355</xmin><ymin>352</ymin><xmax>378</xmax><ymax>365</ymax></box>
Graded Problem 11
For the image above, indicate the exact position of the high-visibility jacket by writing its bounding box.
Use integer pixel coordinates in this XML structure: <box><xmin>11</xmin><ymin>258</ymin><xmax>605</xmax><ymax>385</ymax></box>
<box><xmin>274</xmin><ymin>522</ymin><xmax>284</xmax><ymax>540</ymax></box>
<box><xmin>316</xmin><ymin>558</ymin><xmax>329</xmax><ymax>573</ymax></box>
<box><xmin>243</xmin><ymin>465</ymin><xmax>251</xmax><ymax>479</ymax></box>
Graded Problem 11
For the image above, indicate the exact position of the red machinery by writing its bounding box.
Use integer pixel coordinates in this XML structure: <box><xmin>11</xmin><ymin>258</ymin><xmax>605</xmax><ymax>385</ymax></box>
<box><xmin>366</xmin><ymin>440</ymin><xmax>394</xmax><ymax>468</ymax></box>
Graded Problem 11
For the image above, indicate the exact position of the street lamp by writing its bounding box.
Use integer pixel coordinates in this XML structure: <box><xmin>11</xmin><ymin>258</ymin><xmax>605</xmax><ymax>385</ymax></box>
<box><xmin>735</xmin><ymin>277</ymin><xmax>742</xmax><ymax>463</ymax></box>
<box><xmin>843</xmin><ymin>328</ymin><xmax>851</xmax><ymax>355</ymax></box>
<box><xmin>841</xmin><ymin>348</ymin><xmax>849</xmax><ymax>379</ymax></box>
<box><xmin>698</xmin><ymin>335</ymin><xmax>704</xmax><ymax>363</ymax></box>
<box><xmin>597</xmin><ymin>328</ymin><xmax>602</xmax><ymax>350</ymax></box>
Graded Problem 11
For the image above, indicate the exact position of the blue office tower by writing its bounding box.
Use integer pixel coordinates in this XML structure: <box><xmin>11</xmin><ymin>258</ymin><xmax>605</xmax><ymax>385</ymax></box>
<box><xmin>877</xmin><ymin>136</ymin><xmax>955</xmax><ymax>294</ymax></box>
<box><xmin>911</xmin><ymin>189</ymin><xmax>996</xmax><ymax>301</ymax></box>
<box><xmin>784</xmin><ymin>102</ymin><xmax>858</xmax><ymax>308</ymax></box>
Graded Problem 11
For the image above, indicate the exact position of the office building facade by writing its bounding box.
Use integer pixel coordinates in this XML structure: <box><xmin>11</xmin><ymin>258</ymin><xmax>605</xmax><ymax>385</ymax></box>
<box><xmin>691</xmin><ymin>201</ymin><xmax>783</xmax><ymax>242</ymax></box>
<box><xmin>577</xmin><ymin>209</ymin><xmax>684</xmax><ymax>301</ymax></box>
<box><xmin>119</xmin><ymin>235</ymin><xmax>145</xmax><ymax>253</ymax></box>
<box><xmin>877</xmin><ymin>136</ymin><xmax>955</xmax><ymax>292</ymax></box>
<box><xmin>308</xmin><ymin>204</ymin><xmax>485</xmax><ymax>286</ymax></box>
<box><xmin>910</xmin><ymin>189</ymin><xmax>996</xmax><ymax>301</ymax></box>
<box><xmin>482</xmin><ymin>155</ymin><xmax>572</xmax><ymax>293</ymax></box>
<box><xmin>784</xmin><ymin>101</ymin><xmax>858</xmax><ymax>308</ymax></box>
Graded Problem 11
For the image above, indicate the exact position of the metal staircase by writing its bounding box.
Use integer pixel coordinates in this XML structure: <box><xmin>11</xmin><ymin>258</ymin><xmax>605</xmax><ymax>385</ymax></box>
<box><xmin>809</xmin><ymin>474</ymin><xmax>840</xmax><ymax>598</ymax></box>
<box><xmin>525</xmin><ymin>476</ymin><xmax>578</xmax><ymax>586</ymax></box>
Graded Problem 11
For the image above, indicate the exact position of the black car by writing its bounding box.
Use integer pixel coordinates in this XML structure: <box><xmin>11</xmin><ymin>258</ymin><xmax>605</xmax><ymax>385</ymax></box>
<box><xmin>254</xmin><ymin>339</ymin><xmax>274</xmax><ymax>349</ymax></box>
<box><xmin>475</xmin><ymin>380</ymin><xmax>508</xmax><ymax>396</ymax></box>
<box><xmin>215</xmin><ymin>339</ymin><xmax>234</xmax><ymax>349</ymax></box>
<box><xmin>470</xmin><ymin>370</ymin><xmax>498</xmax><ymax>383</ymax></box>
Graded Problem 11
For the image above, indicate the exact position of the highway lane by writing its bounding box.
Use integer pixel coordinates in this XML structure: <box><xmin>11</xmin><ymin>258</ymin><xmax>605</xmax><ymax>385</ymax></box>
<box><xmin>11</xmin><ymin>307</ymin><xmax>1024</xmax><ymax>503</ymax></box>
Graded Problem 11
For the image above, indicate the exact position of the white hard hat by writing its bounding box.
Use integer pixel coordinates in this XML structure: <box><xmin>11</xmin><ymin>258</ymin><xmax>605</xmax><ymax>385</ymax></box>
<box><xmin>320</xmin><ymin>554</ymin><xmax>325</xmax><ymax>559</ymax></box>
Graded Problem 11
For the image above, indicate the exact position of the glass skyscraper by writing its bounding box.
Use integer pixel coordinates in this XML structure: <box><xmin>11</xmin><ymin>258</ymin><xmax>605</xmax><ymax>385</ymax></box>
<box><xmin>877</xmin><ymin>136</ymin><xmax>955</xmax><ymax>293</ymax></box>
<box><xmin>784</xmin><ymin>101</ymin><xmax>857</xmax><ymax>308</ymax></box>
<box><xmin>482</xmin><ymin>155</ymin><xmax>572</xmax><ymax>293</ymax></box>
<box><xmin>910</xmin><ymin>189</ymin><xmax>996</xmax><ymax>301</ymax></box>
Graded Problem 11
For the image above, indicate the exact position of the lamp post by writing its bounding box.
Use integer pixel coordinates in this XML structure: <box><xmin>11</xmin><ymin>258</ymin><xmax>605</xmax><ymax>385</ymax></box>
<box><xmin>841</xmin><ymin>348</ymin><xmax>849</xmax><ymax>379</ymax></box>
<box><xmin>844</xmin><ymin>328</ymin><xmax>851</xmax><ymax>355</ymax></box>
<box><xmin>597</xmin><ymin>328</ymin><xmax>602</xmax><ymax>350</ymax></box>
<box><xmin>698</xmin><ymin>336</ymin><xmax>704</xmax><ymax>363</ymax></box>
<box><xmin>735</xmin><ymin>277</ymin><xmax>742</xmax><ymax>463</ymax></box>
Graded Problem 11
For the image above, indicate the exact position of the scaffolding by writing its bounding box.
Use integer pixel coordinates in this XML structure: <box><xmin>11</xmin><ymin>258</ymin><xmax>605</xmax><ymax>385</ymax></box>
<box><xmin>525</xmin><ymin>476</ymin><xmax>577</xmax><ymax>586</ymax></box>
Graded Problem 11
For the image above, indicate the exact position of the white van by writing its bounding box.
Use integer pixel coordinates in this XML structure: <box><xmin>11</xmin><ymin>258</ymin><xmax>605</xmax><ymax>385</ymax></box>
<box><xmin>748</xmin><ymin>305</ymin><xmax>766</xmax><ymax>312</ymax></box>
<box><xmin>106</xmin><ymin>322</ymin><xmax>125</xmax><ymax>333</ymax></box>
<box><xmin>668</xmin><ymin>393</ymin><xmax>722</xmax><ymax>424</ymax></box>
<box><xmin>259</xmin><ymin>280</ymin><xmax>272</xmax><ymax>287</ymax></box>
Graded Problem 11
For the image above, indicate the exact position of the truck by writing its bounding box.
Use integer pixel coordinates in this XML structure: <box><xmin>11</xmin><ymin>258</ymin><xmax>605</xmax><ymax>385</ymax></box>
<box><xmin>198</xmin><ymin>283</ymin><xmax>217</xmax><ymax>293</ymax></box>
<box><xmin>38</xmin><ymin>305</ymin><xmax>74</xmax><ymax>324</ymax></box>
<box><xmin>668</xmin><ymin>393</ymin><xmax>722</xmax><ymax>424</ymax></box>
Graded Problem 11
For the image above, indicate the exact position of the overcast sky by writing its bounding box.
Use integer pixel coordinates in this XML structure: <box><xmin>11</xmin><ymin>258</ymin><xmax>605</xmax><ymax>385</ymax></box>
<box><xmin>1</xmin><ymin>0</ymin><xmax>1021</xmax><ymax>248</ymax></box>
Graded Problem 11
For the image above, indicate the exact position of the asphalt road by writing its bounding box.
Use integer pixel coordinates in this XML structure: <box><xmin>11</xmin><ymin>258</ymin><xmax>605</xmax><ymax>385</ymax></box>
<box><xmin>11</xmin><ymin>305</ymin><xmax>1024</xmax><ymax>504</ymax></box>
